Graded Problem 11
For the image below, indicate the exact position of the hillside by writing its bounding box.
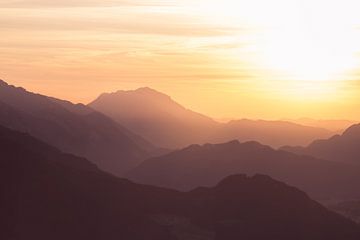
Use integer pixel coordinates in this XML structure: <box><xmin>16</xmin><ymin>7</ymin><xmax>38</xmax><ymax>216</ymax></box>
<box><xmin>0</xmin><ymin>80</ymin><xmax>156</xmax><ymax>175</ymax></box>
<box><xmin>128</xmin><ymin>140</ymin><xmax>360</xmax><ymax>200</ymax></box>
<box><xmin>2</xmin><ymin>125</ymin><xmax>360</xmax><ymax>240</ymax></box>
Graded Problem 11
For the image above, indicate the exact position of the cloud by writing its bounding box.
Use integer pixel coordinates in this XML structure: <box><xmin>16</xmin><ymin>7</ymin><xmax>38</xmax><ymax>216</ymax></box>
<box><xmin>0</xmin><ymin>0</ymin><xmax>180</xmax><ymax>8</ymax></box>
<box><xmin>0</xmin><ymin>17</ymin><xmax>240</xmax><ymax>37</ymax></box>
<box><xmin>0</xmin><ymin>5</ymin><xmax>241</xmax><ymax>37</ymax></box>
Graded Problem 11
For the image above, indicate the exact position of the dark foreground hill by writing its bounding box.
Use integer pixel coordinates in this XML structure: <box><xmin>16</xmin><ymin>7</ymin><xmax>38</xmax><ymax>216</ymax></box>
<box><xmin>1</xmin><ymin>125</ymin><xmax>360</xmax><ymax>240</ymax></box>
<box><xmin>282</xmin><ymin>123</ymin><xmax>360</xmax><ymax>166</ymax></box>
<box><xmin>0</xmin><ymin>80</ymin><xmax>157</xmax><ymax>175</ymax></box>
<box><xmin>329</xmin><ymin>200</ymin><xmax>360</xmax><ymax>224</ymax></box>
<box><xmin>127</xmin><ymin>140</ymin><xmax>360</xmax><ymax>200</ymax></box>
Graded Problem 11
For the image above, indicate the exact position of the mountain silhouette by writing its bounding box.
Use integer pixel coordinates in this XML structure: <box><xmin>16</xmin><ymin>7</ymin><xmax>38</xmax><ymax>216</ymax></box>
<box><xmin>89</xmin><ymin>87</ymin><xmax>219</xmax><ymax>148</ymax></box>
<box><xmin>281</xmin><ymin>123</ymin><xmax>360</xmax><ymax>165</ymax></box>
<box><xmin>127</xmin><ymin>140</ymin><xmax>360</xmax><ymax>200</ymax></box>
<box><xmin>330</xmin><ymin>200</ymin><xmax>360</xmax><ymax>224</ymax></box>
<box><xmin>89</xmin><ymin>87</ymin><xmax>334</xmax><ymax>148</ymax></box>
<box><xmin>285</xmin><ymin>118</ymin><xmax>356</xmax><ymax>132</ymax></box>
<box><xmin>2</xmin><ymin>125</ymin><xmax>360</xmax><ymax>240</ymax></box>
<box><xmin>212</xmin><ymin>119</ymin><xmax>333</xmax><ymax>148</ymax></box>
<box><xmin>0</xmin><ymin>79</ymin><xmax>157</xmax><ymax>175</ymax></box>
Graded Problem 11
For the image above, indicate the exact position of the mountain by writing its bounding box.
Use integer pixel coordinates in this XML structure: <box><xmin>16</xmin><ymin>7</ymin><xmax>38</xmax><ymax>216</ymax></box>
<box><xmin>2</xmin><ymin>125</ymin><xmax>360</xmax><ymax>240</ymax></box>
<box><xmin>0</xmin><ymin>79</ymin><xmax>156</xmax><ymax>175</ymax></box>
<box><xmin>281</xmin><ymin>123</ymin><xmax>360</xmax><ymax>165</ymax></box>
<box><xmin>89</xmin><ymin>87</ymin><xmax>219</xmax><ymax>148</ymax></box>
<box><xmin>127</xmin><ymin>140</ymin><xmax>360</xmax><ymax>200</ymax></box>
<box><xmin>89</xmin><ymin>87</ymin><xmax>334</xmax><ymax>148</ymax></box>
<box><xmin>212</xmin><ymin>119</ymin><xmax>334</xmax><ymax>148</ymax></box>
<box><xmin>329</xmin><ymin>200</ymin><xmax>360</xmax><ymax>224</ymax></box>
<box><xmin>285</xmin><ymin>118</ymin><xmax>356</xmax><ymax>132</ymax></box>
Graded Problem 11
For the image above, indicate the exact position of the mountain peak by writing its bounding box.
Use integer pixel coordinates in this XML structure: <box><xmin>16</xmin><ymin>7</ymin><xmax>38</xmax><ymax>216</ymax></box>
<box><xmin>184</xmin><ymin>140</ymin><xmax>241</xmax><ymax>152</ymax></box>
<box><xmin>216</xmin><ymin>174</ymin><xmax>281</xmax><ymax>189</ymax></box>
<box><xmin>89</xmin><ymin>87</ymin><xmax>217</xmax><ymax>148</ymax></box>
<box><xmin>134</xmin><ymin>86</ymin><xmax>159</xmax><ymax>94</ymax></box>
<box><xmin>342</xmin><ymin>123</ymin><xmax>360</xmax><ymax>138</ymax></box>
<box><xmin>91</xmin><ymin>87</ymin><xmax>173</xmax><ymax>104</ymax></box>
<box><xmin>281</xmin><ymin>122</ymin><xmax>360</xmax><ymax>166</ymax></box>
<box><xmin>224</xmin><ymin>139</ymin><xmax>241</xmax><ymax>145</ymax></box>
<box><xmin>215</xmin><ymin>174</ymin><xmax>248</xmax><ymax>186</ymax></box>
<box><xmin>0</xmin><ymin>79</ymin><xmax>25</xmax><ymax>92</ymax></box>
<box><xmin>0</xmin><ymin>79</ymin><xmax>9</xmax><ymax>86</ymax></box>
<box><xmin>205</xmin><ymin>139</ymin><xmax>241</xmax><ymax>148</ymax></box>
<box><xmin>110</xmin><ymin>87</ymin><xmax>168</xmax><ymax>97</ymax></box>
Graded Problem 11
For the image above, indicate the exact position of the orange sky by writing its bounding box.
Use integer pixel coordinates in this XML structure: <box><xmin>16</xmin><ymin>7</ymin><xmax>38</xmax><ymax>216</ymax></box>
<box><xmin>2</xmin><ymin>0</ymin><xmax>360</xmax><ymax>120</ymax></box>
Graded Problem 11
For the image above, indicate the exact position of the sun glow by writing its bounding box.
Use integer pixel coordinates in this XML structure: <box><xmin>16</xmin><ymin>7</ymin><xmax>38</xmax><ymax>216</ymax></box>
<box><xmin>198</xmin><ymin>0</ymin><xmax>360</xmax><ymax>83</ymax></box>
<box><xmin>3</xmin><ymin>0</ymin><xmax>360</xmax><ymax>119</ymax></box>
<box><xmin>259</xmin><ymin>10</ymin><xmax>360</xmax><ymax>82</ymax></box>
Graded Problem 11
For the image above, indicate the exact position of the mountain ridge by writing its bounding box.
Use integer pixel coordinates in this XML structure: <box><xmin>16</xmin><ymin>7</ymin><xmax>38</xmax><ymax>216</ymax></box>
<box><xmin>2</xmin><ymin>124</ymin><xmax>360</xmax><ymax>240</ymax></box>
<box><xmin>89</xmin><ymin>86</ymin><xmax>335</xmax><ymax>148</ymax></box>
<box><xmin>127</xmin><ymin>139</ymin><xmax>360</xmax><ymax>200</ymax></box>
<box><xmin>281</xmin><ymin>123</ymin><xmax>360</xmax><ymax>165</ymax></box>
<box><xmin>0</xmin><ymin>79</ymin><xmax>157</xmax><ymax>175</ymax></box>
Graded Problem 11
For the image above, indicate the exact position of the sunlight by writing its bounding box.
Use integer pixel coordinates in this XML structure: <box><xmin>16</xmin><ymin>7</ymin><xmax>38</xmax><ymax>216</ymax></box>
<box><xmin>3</xmin><ymin>0</ymin><xmax>360</xmax><ymax>118</ymax></box>
<box><xmin>259</xmin><ymin>8</ymin><xmax>360</xmax><ymax>82</ymax></box>
<box><xmin>197</xmin><ymin>0</ymin><xmax>360</xmax><ymax>83</ymax></box>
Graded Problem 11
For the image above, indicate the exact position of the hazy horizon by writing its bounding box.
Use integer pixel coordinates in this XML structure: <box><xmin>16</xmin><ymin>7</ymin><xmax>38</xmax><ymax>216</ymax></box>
<box><xmin>3</xmin><ymin>0</ymin><xmax>360</xmax><ymax>119</ymax></box>
<box><xmin>2</xmin><ymin>78</ymin><xmax>360</xmax><ymax>123</ymax></box>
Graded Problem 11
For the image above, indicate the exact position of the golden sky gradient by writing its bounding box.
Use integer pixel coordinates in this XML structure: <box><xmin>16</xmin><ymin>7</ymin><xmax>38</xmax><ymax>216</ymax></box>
<box><xmin>2</xmin><ymin>0</ymin><xmax>360</xmax><ymax>120</ymax></box>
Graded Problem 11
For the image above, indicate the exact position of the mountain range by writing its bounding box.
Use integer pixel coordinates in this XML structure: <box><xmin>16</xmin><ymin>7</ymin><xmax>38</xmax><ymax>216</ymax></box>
<box><xmin>2</xmin><ymin>124</ymin><xmax>360</xmax><ymax>240</ymax></box>
<box><xmin>0</xmin><ymin>80</ymin><xmax>158</xmax><ymax>175</ymax></box>
<box><xmin>2</xmin><ymin>80</ymin><xmax>360</xmax><ymax>201</ymax></box>
<box><xmin>89</xmin><ymin>87</ymin><xmax>334</xmax><ymax>149</ymax></box>
<box><xmin>281</xmin><ymin>124</ymin><xmax>360</xmax><ymax>166</ymax></box>
<box><xmin>127</xmin><ymin>140</ymin><xmax>360</xmax><ymax>200</ymax></box>
<box><xmin>89</xmin><ymin>87</ymin><xmax>219</xmax><ymax>148</ymax></box>
<box><xmin>285</xmin><ymin>118</ymin><xmax>356</xmax><ymax>132</ymax></box>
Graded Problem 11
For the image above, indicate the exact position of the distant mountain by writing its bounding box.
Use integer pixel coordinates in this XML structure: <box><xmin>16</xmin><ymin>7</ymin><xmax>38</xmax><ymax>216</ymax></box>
<box><xmin>127</xmin><ymin>140</ymin><xmax>360</xmax><ymax>200</ymax></box>
<box><xmin>285</xmin><ymin>118</ymin><xmax>356</xmax><ymax>132</ymax></box>
<box><xmin>89</xmin><ymin>87</ymin><xmax>219</xmax><ymax>148</ymax></box>
<box><xmin>212</xmin><ymin>119</ymin><xmax>333</xmax><ymax>148</ymax></box>
<box><xmin>0</xmin><ymin>79</ymin><xmax>156</xmax><ymax>175</ymax></box>
<box><xmin>89</xmin><ymin>87</ymin><xmax>334</xmax><ymax>148</ymax></box>
<box><xmin>2</xmin><ymin>125</ymin><xmax>360</xmax><ymax>240</ymax></box>
<box><xmin>281</xmin><ymin>123</ymin><xmax>360</xmax><ymax>165</ymax></box>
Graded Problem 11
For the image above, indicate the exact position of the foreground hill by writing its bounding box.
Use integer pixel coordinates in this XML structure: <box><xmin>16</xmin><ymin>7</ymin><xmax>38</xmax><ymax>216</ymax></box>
<box><xmin>329</xmin><ymin>200</ymin><xmax>360</xmax><ymax>224</ymax></box>
<box><xmin>1</xmin><ymin>125</ymin><xmax>360</xmax><ymax>240</ymax></box>
<box><xmin>282</xmin><ymin>123</ymin><xmax>360</xmax><ymax>165</ymax></box>
<box><xmin>127</xmin><ymin>140</ymin><xmax>360</xmax><ymax>200</ymax></box>
<box><xmin>0</xmin><ymin>80</ymin><xmax>156</xmax><ymax>175</ymax></box>
<box><xmin>89</xmin><ymin>87</ymin><xmax>334</xmax><ymax>148</ymax></box>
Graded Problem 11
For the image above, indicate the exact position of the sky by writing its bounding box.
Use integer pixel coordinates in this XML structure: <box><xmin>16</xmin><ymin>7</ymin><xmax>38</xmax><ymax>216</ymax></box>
<box><xmin>2</xmin><ymin>0</ymin><xmax>360</xmax><ymax>120</ymax></box>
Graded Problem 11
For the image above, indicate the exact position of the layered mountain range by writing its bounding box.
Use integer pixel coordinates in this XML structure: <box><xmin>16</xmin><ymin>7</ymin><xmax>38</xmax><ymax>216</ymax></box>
<box><xmin>0</xmin><ymin>80</ymin><xmax>158</xmax><ymax>175</ymax></box>
<box><xmin>2</xmin><ymin>124</ymin><xmax>360</xmax><ymax>240</ymax></box>
<box><xmin>282</xmin><ymin>124</ymin><xmax>360</xmax><ymax>166</ymax></box>
<box><xmin>89</xmin><ymin>87</ymin><xmax>334</xmax><ymax>149</ymax></box>
<box><xmin>127</xmin><ymin>140</ymin><xmax>360</xmax><ymax>200</ymax></box>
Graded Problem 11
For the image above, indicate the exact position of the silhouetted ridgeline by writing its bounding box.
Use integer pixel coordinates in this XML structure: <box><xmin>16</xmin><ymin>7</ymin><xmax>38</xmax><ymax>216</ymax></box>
<box><xmin>89</xmin><ymin>87</ymin><xmax>219</xmax><ymax>148</ymax></box>
<box><xmin>127</xmin><ymin>140</ymin><xmax>360</xmax><ymax>200</ymax></box>
<box><xmin>282</xmin><ymin>123</ymin><xmax>360</xmax><ymax>165</ymax></box>
<box><xmin>1</xmin><ymin>125</ymin><xmax>360</xmax><ymax>240</ymax></box>
<box><xmin>89</xmin><ymin>87</ymin><xmax>334</xmax><ymax>148</ymax></box>
<box><xmin>0</xmin><ymin>79</ymin><xmax>160</xmax><ymax>175</ymax></box>
<box><xmin>329</xmin><ymin>200</ymin><xmax>360</xmax><ymax>224</ymax></box>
